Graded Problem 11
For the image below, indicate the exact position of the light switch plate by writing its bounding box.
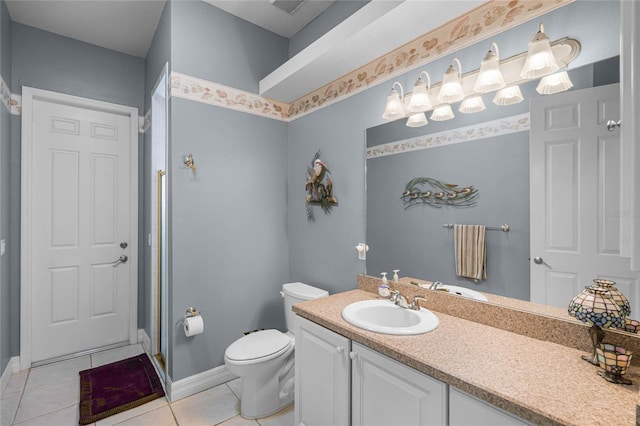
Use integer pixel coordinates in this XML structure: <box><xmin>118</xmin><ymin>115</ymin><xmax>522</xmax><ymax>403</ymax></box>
<box><xmin>0</xmin><ymin>239</ymin><xmax>5</xmax><ymax>256</ymax></box>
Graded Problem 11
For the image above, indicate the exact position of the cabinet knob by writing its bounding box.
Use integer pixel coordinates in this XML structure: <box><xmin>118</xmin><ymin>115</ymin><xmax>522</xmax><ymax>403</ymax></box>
<box><xmin>349</xmin><ymin>351</ymin><xmax>358</xmax><ymax>360</ymax></box>
<box><xmin>335</xmin><ymin>346</ymin><xmax>344</xmax><ymax>354</ymax></box>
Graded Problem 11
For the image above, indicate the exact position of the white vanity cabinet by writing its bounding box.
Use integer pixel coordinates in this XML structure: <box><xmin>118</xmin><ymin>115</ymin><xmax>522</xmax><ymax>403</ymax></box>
<box><xmin>449</xmin><ymin>388</ymin><xmax>529</xmax><ymax>426</ymax></box>
<box><xmin>295</xmin><ymin>316</ymin><xmax>446</xmax><ymax>426</ymax></box>
<box><xmin>351</xmin><ymin>342</ymin><xmax>447</xmax><ymax>426</ymax></box>
<box><xmin>295</xmin><ymin>316</ymin><xmax>351</xmax><ymax>426</ymax></box>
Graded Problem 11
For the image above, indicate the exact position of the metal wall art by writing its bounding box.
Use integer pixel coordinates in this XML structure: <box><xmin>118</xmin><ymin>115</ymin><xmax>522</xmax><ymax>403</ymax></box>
<box><xmin>305</xmin><ymin>150</ymin><xmax>338</xmax><ymax>222</ymax></box>
<box><xmin>401</xmin><ymin>177</ymin><xmax>478</xmax><ymax>209</ymax></box>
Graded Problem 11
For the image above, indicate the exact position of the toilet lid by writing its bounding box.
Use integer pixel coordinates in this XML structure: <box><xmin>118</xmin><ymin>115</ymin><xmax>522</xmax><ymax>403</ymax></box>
<box><xmin>225</xmin><ymin>329</ymin><xmax>292</xmax><ymax>362</ymax></box>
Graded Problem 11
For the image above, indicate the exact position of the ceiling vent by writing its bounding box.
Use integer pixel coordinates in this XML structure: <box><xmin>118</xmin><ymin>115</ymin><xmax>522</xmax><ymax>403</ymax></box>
<box><xmin>269</xmin><ymin>0</ymin><xmax>305</xmax><ymax>15</ymax></box>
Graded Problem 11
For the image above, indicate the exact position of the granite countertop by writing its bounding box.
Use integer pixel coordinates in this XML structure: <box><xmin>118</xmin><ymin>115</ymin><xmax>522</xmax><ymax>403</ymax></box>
<box><xmin>293</xmin><ymin>289</ymin><xmax>640</xmax><ymax>426</ymax></box>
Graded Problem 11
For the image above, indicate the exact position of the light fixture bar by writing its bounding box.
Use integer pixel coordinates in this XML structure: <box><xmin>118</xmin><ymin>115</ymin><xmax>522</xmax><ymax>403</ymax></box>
<box><xmin>391</xmin><ymin>37</ymin><xmax>580</xmax><ymax>119</ymax></box>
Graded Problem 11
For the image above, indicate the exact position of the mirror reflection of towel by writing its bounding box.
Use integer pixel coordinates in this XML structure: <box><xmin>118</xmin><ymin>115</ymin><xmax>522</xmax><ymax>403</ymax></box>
<box><xmin>454</xmin><ymin>224</ymin><xmax>487</xmax><ymax>282</ymax></box>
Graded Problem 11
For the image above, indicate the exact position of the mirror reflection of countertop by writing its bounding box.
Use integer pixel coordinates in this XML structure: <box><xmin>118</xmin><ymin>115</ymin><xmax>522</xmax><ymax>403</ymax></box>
<box><xmin>293</xmin><ymin>289</ymin><xmax>640</xmax><ymax>425</ymax></box>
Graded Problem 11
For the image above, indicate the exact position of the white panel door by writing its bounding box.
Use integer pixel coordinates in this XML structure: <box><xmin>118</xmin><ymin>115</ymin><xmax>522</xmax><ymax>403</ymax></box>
<box><xmin>29</xmin><ymin>97</ymin><xmax>134</xmax><ymax>362</ymax></box>
<box><xmin>530</xmin><ymin>84</ymin><xmax>639</xmax><ymax>313</ymax></box>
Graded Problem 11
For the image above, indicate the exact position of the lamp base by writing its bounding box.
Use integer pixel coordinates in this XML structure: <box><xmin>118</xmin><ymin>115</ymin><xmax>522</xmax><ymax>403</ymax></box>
<box><xmin>581</xmin><ymin>353</ymin><xmax>599</xmax><ymax>365</ymax></box>
<box><xmin>597</xmin><ymin>370</ymin><xmax>632</xmax><ymax>385</ymax></box>
<box><xmin>582</xmin><ymin>325</ymin><xmax>605</xmax><ymax>365</ymax></box>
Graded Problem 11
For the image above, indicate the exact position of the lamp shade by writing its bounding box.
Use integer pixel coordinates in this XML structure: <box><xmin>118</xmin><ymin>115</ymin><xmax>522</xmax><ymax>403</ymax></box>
<box><xmin>536</xmin><ymin>71</ymin><xmax>573</xmax><ymax>95</ymax></box>
<box><xmin>406</xmin><ymin>112</ymin><xmax>428</xmax><ymax>128</ymax></box>
<box><xmin>520</xmin><ymin>23</ymin><xmax>559</xmax><ymax>79</ymax></box>
<box><xmin>430</xmin><ymin>105</ymin><xmax>455</xmax><ymax>121</ymax></box>
<box><xmin>407</xmin><ymin>72</ymin><xmax>433</xmax><ymax>113</ymax></box>
<box><xmin>493</xmin><ymin>86</ymin><xmax>524</xmax><ymax>106</ymax></box>
<box><xmin>459</xmin><ymin>96</ymin><xmax>486</xmax><ymax>114</ymax></box>
<box><xmin>590</xmin><ymin>279</ymin><xmax>631</xmax><ymax>318</ymax></box>
<box><xmin>568</xmin><ymin>286</ymin><xmax>625</xmax><ymax>329</ymax></box>
<box><xmin>382</xmin><ymin>84</ymin><xmax>405</xmax><ymax>120</ymax></box>
<box><xmin>473</xmin><ymin>43</ymin><xmax>505</xmax><ymax>93</ymax></box>
<box><xmin>437</xmin><ymin>59</ymin><xmax>464</xmax><ymax>103</ymax></box>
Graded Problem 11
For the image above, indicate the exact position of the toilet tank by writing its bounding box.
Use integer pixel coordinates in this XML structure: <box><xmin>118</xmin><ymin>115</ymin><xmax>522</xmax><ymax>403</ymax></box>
<box><xmin>281</xmin><ymin>282</ymin><xmax>328</xmax><ymax>335</ymax></box>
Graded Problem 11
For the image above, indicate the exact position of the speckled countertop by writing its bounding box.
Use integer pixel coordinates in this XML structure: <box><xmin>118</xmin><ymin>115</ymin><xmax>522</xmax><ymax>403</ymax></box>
<box><xmin>293</xmin><ymin>289</ymin><xmax>640</xmax><ymax>426</ymax></box>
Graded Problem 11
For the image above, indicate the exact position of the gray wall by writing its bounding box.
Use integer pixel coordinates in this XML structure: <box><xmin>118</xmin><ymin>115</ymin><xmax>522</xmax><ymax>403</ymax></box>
<box><xmin>167</xmin><ymin>1</ymin><xmax>289</xmax><ymax>381</ymax></box>
<box><xmin>286</xmin><ymin>1</ymin><xmax>620</xmax><ymax>298</ymax></box>
<box><xmin>7</xmin><ymin>22</ymin><xmax>146</xmax><ymax>360</ymax></box>
<box><xmin>0</xmin><ymin>0</ymin><xmax>12</xmax><ymax>374</ymax></box>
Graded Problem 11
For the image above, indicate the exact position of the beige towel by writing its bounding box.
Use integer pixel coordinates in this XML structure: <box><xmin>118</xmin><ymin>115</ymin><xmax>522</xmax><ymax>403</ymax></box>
<box><xmin>454</xmin><ymin>224</ymin><xmax>487</xmax><ymax>282</ymax></box>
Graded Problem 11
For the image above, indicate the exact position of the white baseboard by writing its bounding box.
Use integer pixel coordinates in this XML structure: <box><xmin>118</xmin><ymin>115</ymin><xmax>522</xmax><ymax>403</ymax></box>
<box><xmin>167</xmin><ymin>364</ymin><xmax>236</xmax><ymax>402</ymax></box>
<box><xmin>136</xmin><ymin>328</ymin><xmax>236</xmax><ymax>403</ymax></box>
<box><xmin>1</xmin><ymin>356</ymin><xmax>20</xmax><ymax>398</ymax></box>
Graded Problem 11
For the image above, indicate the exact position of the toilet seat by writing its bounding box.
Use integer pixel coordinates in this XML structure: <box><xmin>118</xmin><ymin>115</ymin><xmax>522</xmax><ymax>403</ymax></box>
<box><xmin>225</xmin><ymin>329</ymin><xmax>293</xmax><ymax>364</ymax></box>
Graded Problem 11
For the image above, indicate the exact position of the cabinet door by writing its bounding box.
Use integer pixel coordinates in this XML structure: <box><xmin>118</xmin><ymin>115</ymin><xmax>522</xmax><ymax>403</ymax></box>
<box><xmin>449</xmin><ymin>388</ymin><xmax>529</xmax><ymax>426</ymax></box>
<box><xmin>295</xmin><ymin>316</ymin><xmax>350</xmax><ymax>426</ymax></box>
<box><xmin>351</xmin><ymin>342</ymin><xmax>447</xmax><ymax>426</ymax></box>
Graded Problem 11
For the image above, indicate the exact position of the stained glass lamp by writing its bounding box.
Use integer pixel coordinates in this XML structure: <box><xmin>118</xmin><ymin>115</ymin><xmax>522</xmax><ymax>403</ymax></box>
<box><xmin>589</xmin><ymin>279</ymin><xmax>631</xmax><ymax>318</ymax></box>
<box><xmin>568</xmin><ymin>286</ymin><xmax>625</xmax><ymax>365</ymax></box>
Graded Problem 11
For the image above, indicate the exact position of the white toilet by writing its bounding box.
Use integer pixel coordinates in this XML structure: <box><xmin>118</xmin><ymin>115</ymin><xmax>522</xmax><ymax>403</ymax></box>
<box><xmin>224</xmin><ymin>282</ymin><xmax>329</xmax><ymax>419</ymax></box>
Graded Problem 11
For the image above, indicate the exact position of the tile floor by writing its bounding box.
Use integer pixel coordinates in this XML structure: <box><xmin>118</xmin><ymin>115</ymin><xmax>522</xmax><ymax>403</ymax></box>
<box><xmin>1</xmin><ymin>345</ymin><xmax>293</xmax><ymax>426</ymax></box>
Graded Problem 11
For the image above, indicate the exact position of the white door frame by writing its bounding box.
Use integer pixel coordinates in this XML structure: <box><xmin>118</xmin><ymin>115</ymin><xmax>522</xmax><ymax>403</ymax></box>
<box><xmin>20</xmin><ymin>87</ymin><xmax>139</xmax><ymax>370</ymax></box>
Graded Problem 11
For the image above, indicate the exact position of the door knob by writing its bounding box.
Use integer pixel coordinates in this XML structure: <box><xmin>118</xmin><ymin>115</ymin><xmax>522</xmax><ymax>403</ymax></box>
<box><xmin>120</xmin><ymin>242</ymin><xmax>128</xmax><ymax>249</ymax></box>
<box><xmin>112</xmin><ymin>255</ymin><xmax>128</xmax><ymax>267</ymax></box>
<box><xmin>533</xmin><ymin>257</ymin><xmax>552</xmax><ymax>268</ymax></box>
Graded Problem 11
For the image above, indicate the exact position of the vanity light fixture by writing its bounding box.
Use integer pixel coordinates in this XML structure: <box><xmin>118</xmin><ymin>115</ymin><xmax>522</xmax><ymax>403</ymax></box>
<box><xmin>430</xmin><ymin>104</ymin><xmax>455</xmax><ymax>121</ymax></box>
<box><xmin>406</xmin><ymin>112</ymin><xmax>428</xmax><ymax>128</ymax></box>
<box><xmin>437</xmin><ymin>58</ymin><xmax>464</xmax><ymax>104</ymax></box>
<box><xmin>536</xmin><ymin>70</ymin><xmax>574</xmax><ymax>95</ymax></box>
<box><xmin>406</xmin><ymin>71</ymin><xmax>433</xmax><ymax>113</ymax></box>
<box><xmin>382</xmin><ymin>82</ymin><xmax>406</xmax><ymax>120</ymax></box>
<box><xmin>474</xmin><ymin>42</ymin><xmax>506</xmax><ymax>93</ymax></box>
<box><xmin>459</xmin><ymin>96</ymin><xmax>486</xmax><ymax>114</ymax></box>
<box><xmin>520</xmin><ymin>23</ymin><xmax>559</xmax><ymax>79</ymax></box>
<box><xmin>493</xmin><ymin>85</ymin><xmax>524</xmax><ymax>106</ymax></box>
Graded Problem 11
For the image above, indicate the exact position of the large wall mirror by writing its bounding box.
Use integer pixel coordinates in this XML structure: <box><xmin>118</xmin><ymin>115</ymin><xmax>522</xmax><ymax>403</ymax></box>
<box><xmin>365</xmin><ymin>1</ymin><xmax>638</xmax><ymax>318</ymax></box>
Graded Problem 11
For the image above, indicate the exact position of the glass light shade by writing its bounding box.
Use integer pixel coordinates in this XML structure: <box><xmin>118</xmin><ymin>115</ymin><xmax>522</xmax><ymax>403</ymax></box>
<box><xmin>430</xmin><ymin>105</ymin><xmax>455</xmax><ymax>121</ymax></box>
<box><xmin>493</xmin><ymin>86</ymin><xmax>524</xmax><ymax>106</ymax></box>
<box><xmin>406</xmin><ymin>113</ymin><xmax>428</xmax><ymax>128</ymax></box>
<box><xmin>568</xmin><ymin>287</ymin><xmax>624</xmax><ymax>329</ymax></box>
<box><xmin>520</xmin><ymin>23</ymin><xmax>559</xmax><ymax>79</ymax></box>
<box><xmin>382</xmin><ymin>87</ymin><xmax>405</xmax><ymax>120</ymax></box>
<box><xmin>437</xmin><ymin>59</ymin><xmax>464</xmax><ymax>103</ymax></box>
<box><xmin>473</xmin><ymin>46</ymin><xmax>505</xmax><ymax>93</ymax></box>
<box><xmin>407</xmin><ymin>74</ymin><xmax>433</xmax><ymax>113</ymax></box>
<box><xmin>459</xmin><ymin>96</ymin><xmax>486</xmax><ymax>114</ymax></box>
<box><xmin>536</xmin><ymin>71</ymin><xmax>574</xmax><ymax>95</ymax></box>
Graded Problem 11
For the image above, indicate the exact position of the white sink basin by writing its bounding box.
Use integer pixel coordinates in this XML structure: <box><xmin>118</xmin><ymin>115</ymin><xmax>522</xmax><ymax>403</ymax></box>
<box><xmin>341</xmin><ymin>300</ymin><xmax>439</xmax><ymax>335</ymax></box>
<box><xmin>437</xmin><ymin>285</ymin><xmax>488</xmax><ymax>302</ymax></box>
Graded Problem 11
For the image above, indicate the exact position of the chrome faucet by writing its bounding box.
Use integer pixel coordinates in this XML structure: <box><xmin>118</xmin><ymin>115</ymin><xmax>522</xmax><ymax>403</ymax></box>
<box><xmin>389</xmin><ymin>290</ymin><xmax>409</xmax><ymax>308</ymax></box>
<box><xmin>429</xmin><ymin>281</ymin><xmax>444</xmax><ymax>290</ymax></box>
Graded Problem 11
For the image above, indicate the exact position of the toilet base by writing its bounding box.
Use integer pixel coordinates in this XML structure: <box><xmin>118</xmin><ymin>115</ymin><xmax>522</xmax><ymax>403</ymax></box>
<box><xmin>238</xmin><ymin>373</ymin><xmax>294</xmax><ymax>419</ymax></box>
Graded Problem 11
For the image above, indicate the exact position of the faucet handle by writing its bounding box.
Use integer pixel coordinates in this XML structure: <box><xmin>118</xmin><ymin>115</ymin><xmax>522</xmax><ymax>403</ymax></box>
<box><xmin>410</xmin><ymin>295</ymin><xmax>428</xmax><ymax>310</ymax></box>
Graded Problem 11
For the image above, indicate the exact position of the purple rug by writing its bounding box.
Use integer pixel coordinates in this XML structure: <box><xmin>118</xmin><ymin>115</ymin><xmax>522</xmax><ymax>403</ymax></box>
<box><xmin>79</xmin><ymin>354</ymin><xmax>165</xmax><ymax>425</ymax></box>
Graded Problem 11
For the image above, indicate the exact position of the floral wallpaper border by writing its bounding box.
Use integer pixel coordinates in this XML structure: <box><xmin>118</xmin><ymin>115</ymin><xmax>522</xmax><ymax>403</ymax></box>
<box><xmin>286</xmin><ymin>0</ymin><xmax>572</xmax><ymax>120</ymax></box>
<box><xmin>171</xmin><ymin>72</ymin><xmax>289</xmax><ymax>121</ymax></box>
<box><xmin>169</xmin><ymin>0</ymin><xmax>571</xmax><ymax>122</ymax></box>
<box><xmin>365</xmin><ymin>113</ymin><xmax>530</xmax><ymax>159</ymax></box>
<box><xmin>1</xmin><ymin>75</ymin><xmax>21</xmax><ymax>115</ymax></box>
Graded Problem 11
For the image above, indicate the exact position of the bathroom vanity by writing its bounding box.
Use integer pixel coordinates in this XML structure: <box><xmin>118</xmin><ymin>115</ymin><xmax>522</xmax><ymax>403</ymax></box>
<box><xmin>293</xmin><ymin>279</ymin><xmax>640</xmax><ymax>425</ymax></box>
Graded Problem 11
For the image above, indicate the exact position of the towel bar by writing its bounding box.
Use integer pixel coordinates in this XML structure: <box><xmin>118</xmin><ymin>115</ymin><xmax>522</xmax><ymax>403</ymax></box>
<box><xmin>443</xmin><ymin>223</ymin><xmax>510</xmax><ymax>232</ymax></box>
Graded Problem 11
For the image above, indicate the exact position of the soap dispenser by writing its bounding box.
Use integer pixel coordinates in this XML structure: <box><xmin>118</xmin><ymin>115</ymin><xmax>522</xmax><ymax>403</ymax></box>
<box><xmin>393</xmin><ymin>269</ymin><xmax>400</xmax><ymax>283</ymax></box>
<box><xmin>379</xmin><ymin>272</ymin><xmax>390</xmax><ymax>297</ymax></box>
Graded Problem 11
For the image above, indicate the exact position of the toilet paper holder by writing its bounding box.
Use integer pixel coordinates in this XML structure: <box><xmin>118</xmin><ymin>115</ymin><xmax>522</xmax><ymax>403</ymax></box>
<box><xmin>185</xmin><ymin>307</ymin><xmax>200</xmax><ymax>317</ymax></box>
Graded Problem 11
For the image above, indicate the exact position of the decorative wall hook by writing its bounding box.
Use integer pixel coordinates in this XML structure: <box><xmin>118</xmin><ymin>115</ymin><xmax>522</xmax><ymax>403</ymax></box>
<box><xmin>184</xmin><ymin>154</ymin><xmax>196</xmax><ymax>171</ymax></box>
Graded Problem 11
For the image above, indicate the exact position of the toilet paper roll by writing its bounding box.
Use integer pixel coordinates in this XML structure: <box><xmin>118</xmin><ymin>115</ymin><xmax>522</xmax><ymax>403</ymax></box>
<box><xmin>183</xmin><ymin>315</ymin><xmax>204</xmax><ymax>337</ymax></box>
